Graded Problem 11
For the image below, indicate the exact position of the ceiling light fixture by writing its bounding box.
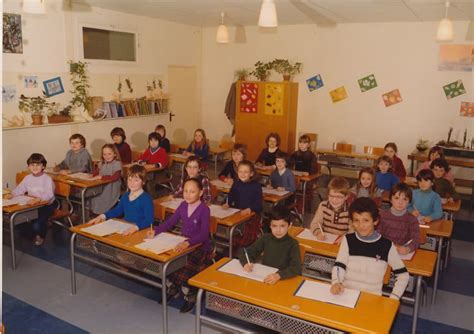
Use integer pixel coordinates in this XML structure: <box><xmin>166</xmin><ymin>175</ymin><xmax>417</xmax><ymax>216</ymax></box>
<box><xmin>258</xmin><ymin>0</ymin><xmax>278</xmax><ymax>28</ymax></box>
<box><xmin>23</xmin><ymin>0</ymin><xmax>46</xmax><ymax>14</ymax></box>
<box><xmin>436</xmin><ymin>1</ymin><xmax>454</xmax><ymax>42</ymax></box>
<box><xmin>216</xmin><ymin>12</ymin><xmax>229</xmax><ymax>43</ymax></box>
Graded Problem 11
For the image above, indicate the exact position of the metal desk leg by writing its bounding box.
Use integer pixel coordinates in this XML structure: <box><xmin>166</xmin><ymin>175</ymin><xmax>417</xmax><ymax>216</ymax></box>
<box><xmin>162</xmin><ymin>261</ymin><xmax>170</xmax><ymax>334</ymax></box>
<box><xmin>228</xmin><ymin>224</ymin><xmax>238</xmax><ymax>258</ymax></box>
<box><xmin>412</xmin><ymin>275</ymin><xmax>422</xmax><ymax>334</ymax></box>
<box><xmin>444</xmin><ymin>238</ymin><xmax>451</xmax><ymax>270</ymax></box>
<box><xmin>9</xmin><ymin>212</ymin><xmax>19</xmax><ymax>270</ymax></box>
<box><xmin>70</xmin><ymin>233</ymin><xmax>77</xmax><ymax>294</ymax></box>
<box><xmin>301</xmin><ymin>180</ymin><xmax>307</xmax><ymax>216</ymax></box>
<box><xmin>196</xmin><ymin>288</ymin><xmax>203</xmax><ymax>334</ymax></box>
<box><xmin>80</xmin><ymin>188</ymin><xmax>87</xmax><ymax>225</ymax></box>
<box><xmin>432</xmin><ymin>236</ymin><xmax>443</xmax><ymax>304</ymax></box>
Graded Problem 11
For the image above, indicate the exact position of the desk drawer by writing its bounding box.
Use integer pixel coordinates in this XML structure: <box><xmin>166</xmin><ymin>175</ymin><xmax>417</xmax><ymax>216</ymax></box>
<box><xmin>420</xmin><ymin>236</ymin><xmax>437</xmax><ymax>251</ymax></box>
<box><xmin>206</xmin><ymin>292</ymin><xmax>343</xmax><ymax>334</ymax></box>
<box><xmin>3</xmin><ymin>210</ymin><xmax>39</xmax><ymax>226</ymax></box>
<box><xmin>303</xmin><ymin>253</ymin><xmax>335</xmax><ymax>280</ymax></box>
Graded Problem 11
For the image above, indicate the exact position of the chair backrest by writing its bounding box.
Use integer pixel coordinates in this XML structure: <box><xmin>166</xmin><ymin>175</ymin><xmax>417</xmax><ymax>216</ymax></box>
<box><xmin>383</xmin><ymin>266</ymin><xmax>391</xmax><ymax>285</ymax></box>
<box><xmin>153</xmin><ymin>198</ymin><xmax>167</xmax><ymax>221</ymax></box>
<box><xmin>54</xmin><ymin>181</ymin><xmax>72</xmax><ymax>198</ymax></box>
<box><xmin>16</xmin><ymin>172</ymin><xmax>28</xmax><ymax>185</ymax></box>
<box><xmin>170</xmin><ymin>144</ymin><xmax>180</xmax><ymax>153</ymax></box>
<box><xmin>333</xmin><ymin>143</ymin><xmax>353</xmax><ymax>153</ymax></box>
<box><xmin>131</xmin><ymin>150</ymin><xmax>142</xmax><ymax>162</ymax></box>
<box><xmin>219</xmin><ymin>137</ymin><xmax>234</xmax><ymax>150</ymax></box>
<box><xmin>210</xmin><ymin>183</ymin><xmax>219</xmax><ymax>203</ymax></box>
<box><xmin>364</xmin><ymin>146</ymin><xmax>384</xmax><ymax>156</ymax></box>
<box><xmin>419</xmin><ymin>228</ymin><xmax>427</xmax><ymax>244</ymax></box>
<box><xmin>298</xmin><ymin>244</ymin><xmax>306</xmax><ymax>262</ymax></box>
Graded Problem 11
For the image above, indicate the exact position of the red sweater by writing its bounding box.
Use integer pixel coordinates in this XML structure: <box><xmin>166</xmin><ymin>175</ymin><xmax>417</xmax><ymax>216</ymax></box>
<box><xmin>392</xmin><ymin>155</ymin><xmax>406</xmax><ymax>178</ymax></box>
<box><xmin>138</xmin><ymin>147</ymin><xmax>168</xmax><ymax>168</ymax></box>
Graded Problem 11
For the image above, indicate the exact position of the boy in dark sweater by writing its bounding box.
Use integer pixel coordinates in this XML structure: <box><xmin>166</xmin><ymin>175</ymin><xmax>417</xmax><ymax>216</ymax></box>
<box><xmin>239</xmin><ymin>205</ymin><xmax>301</xmax><ymax>284</ymax></box>
<box><xmin>430</xmin><ymin>158</ymin><xmax>459</xmax><ymax>203</ymax></box>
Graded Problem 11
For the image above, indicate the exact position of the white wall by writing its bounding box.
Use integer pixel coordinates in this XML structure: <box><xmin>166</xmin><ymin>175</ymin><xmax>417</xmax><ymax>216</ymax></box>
<box><xmin>201</xmin><ymin>22</ymin><xmax>473</xmax><ymax>168</ymax></box>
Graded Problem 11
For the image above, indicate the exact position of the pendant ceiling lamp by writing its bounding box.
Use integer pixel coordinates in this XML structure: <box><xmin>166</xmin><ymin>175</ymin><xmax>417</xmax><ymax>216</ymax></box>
<box><xmin>258</xmin><ymin>0</ymin><xmax>278</xmax><ymax>28</ymax></box>
<box><xmin>436</xmin><ymin>1</ymin><xmax>454</xmax><ymax>42</ymax></box>
<box><xmin>23</xmin><ymin>0</ymin><xmax>46</xmax><ymax>14</ymax></box>
<box><xmin>216</xmin><ymin>12</ymin><xmax>229</xmax><ymax>43</ymax></box>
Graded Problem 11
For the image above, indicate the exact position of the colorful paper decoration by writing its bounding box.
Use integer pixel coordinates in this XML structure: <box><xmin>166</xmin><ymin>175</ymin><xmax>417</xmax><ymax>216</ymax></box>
<box><xmin>2</xmin><ymin>85</ymin><xmax>16</xmax><ymax>103</ymax></box>
<box><xmin>240</xmin><ymin>83</ymin><xmax>258</xmax><ymax>113</ymax></box>
<box><xmin>3</xmin><ymin>13</ymin><xmax>23</xmax><ymax>54</ymax></box>
<box><xmin>460</xmin><ymin>102</ymin><xmax>474</xmax><ymax>117</ymax></box>
<box><xmin>382</xmin><ymin>89</ymin><xmax>402</xmax><ymax>107</ymax></box>
<box><xmin>264</xmin><ymin>83</ymin><xmax>284</xmax><ymax>116</ymax></box>
<box><xmin>443</xmin><ymin>80</ymin><xmax>466</xmax><ymax>100</ymax></box>
<box><xmin>306</xmin><ymin>74</ymin><xmax>324</xmax><ymax>92</ymax></box>
<box><xmin>358</xmin><ymin>74</ymin><xmax>377</xmax><ymax>92</ymax></box>
<box><xmin>24</xmin><ymin>76</ymin><xmax>38</xmax><ymax>88</ymax></box>
<box><xmin>329</xmin><ymin>86</ymin><xmax>347</xmax><ymax>103</ymax></box>
<box><xmin>439</xmin><ymin>44</ymin><xmax>473</xmax><ymax>72</ymax></box>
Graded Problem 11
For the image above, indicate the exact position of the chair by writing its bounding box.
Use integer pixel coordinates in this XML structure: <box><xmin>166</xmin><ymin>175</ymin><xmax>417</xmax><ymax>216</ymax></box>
<box><xmin>210</xmin><ymin>182</ymin><xmax>219</xmax><ymax>203</ymax></box>
<box><xmin>49</xmin><ymin>181</ymin><xmax>74</xmax><ymax>228</ymax></box>
<box><xmin>333</xmin><ymin>142</ymin><xmax>353</xmax><ymax>153</ymax></box>
<box><xmin>170</xmin><ymin>144</ymin><xmax>180</xmax><ymax>153</ymax></box>
<box><xmin>131</xmin><ymin>150</ymin><xmax>142</xmax><ymax>162</ymax></box>
<box><xmin>364</xmin><ymin>146</ymin><xmax>384</xmax><ymax>156</ymax></box>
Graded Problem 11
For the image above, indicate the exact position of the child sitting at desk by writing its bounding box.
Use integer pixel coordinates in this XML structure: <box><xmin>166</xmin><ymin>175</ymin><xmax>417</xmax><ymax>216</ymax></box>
<box><xmin>430</xmin><ymin>158</ymin><xmax>459</xmax><ymax>204</ymax></box>
<box><xmin>138</xmin><ymin>132</ymin><xmax>169</xmax><ymax>197</ymax></box>
<box><xmin>331</xmin><ymin>197</ymin><xmax>409</xmax><ymax>300</ymax></box>
<box><xmin>155</xmin><ymin>124</ymin><xmax>171</xmax><ymax>153</ymax></box>
<box><xmin>239</xmin><ymin>205</ymin><xmax>301</xmax><ymax>284</ymax></box>
<box><xmin>8</xmin><ymin>153</ymin><xmax>55</xmax><ymax>246</ymax></box>
<box><xmin>348</xmin><ymin>167</ymin><xmax>381</xmax><ymax>206</ymax></box>
<box><xmin>290</xmin><ymin>134</ymin><xmax>317</xmax><ymax>175</ymax></box>
<box><xmin>218</xmin><ymin>143</ymin><xmax>246</xmax><ymax>185</ymax></box>
<box><xmin>88</xmin><ymin>164</ymin><xmax>153</xmax><ymax>235</ymax></box>
<box><xmin>416</xmin><ymin>146</ymin><xmax>454</xmax><ymax>183</ymax></box>
<box><xmin>310</xmin><ymin>177</ymin><xmax>351</xmax><ymax>242</ymax></box>
<box><xmin>268</xmin><ymin>151</ymin><xmax>296</xmax><ymax>193</ymax></box>
<box><xmin>256</xmin><ymin>132</ymin><xmax>282</xmax><ymax>168</ymax></box>
<box><xmin>184</xmin><ymin>128</ymin><xmax>209</xmax><ymax>163</ymax></box>
<box><xmin>147</xmin><ymin>178</ymin><xmax>212</xmax><ymax>313</ymax></box>
<box><xmin>384</xmin><ymin>142</ymin><xmax>406</xmax><ymax>179</ymax></box>
<box><xmin>175</xmin><ymin>156</ymin><xmax>211</xmax><ymax>203</ymax></box>
<box><xmin>375</xmin><ymin>155</ymin><xmax>399</xmax><ymax>192</ymax></box>
<box><xmin>111</xmin><ymin>127</ymin><xmax>132</xmax><ymax>164</ymax></box>
<box><xmin>54</xmin><ymin>133</ymin><xmax>92</xmax><ymax>175</ymax></box>
<box><xmin>409</xmin><ymin>169</ymin><xmax>443</xmax><ymax>224</ymax></box>
<box><xmin>378</xmin><ymin>183</ymin><xmax>420</xmax><ymax>255</ymax></box>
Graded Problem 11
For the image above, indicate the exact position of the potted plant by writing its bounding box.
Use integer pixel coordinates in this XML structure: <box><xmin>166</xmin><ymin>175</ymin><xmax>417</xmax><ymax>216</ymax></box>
<box><xmin>234</xmin><ymin>68</ymin><xmax>250</xmax><ymax>81</ymax></box>
<box><xmin>416</xmin><ymin>139</ymin><xmax>429</xmax><ymax>152</ymax></box>
<box><xmin>69</xmin><ymin>60</ymin><xmax>93</xmax><ymax>122</ymax></box>
<box><xmin>250</xmin><ymin>61</ymin><xmax>272</xmax><ymax>81</ymax></box>
<box><xmin>271</xmin><ymin>58</ymin><xmax>302</xmax><ymax>81</ymax></box>
<box><xmin>18</xmin><ymin>94</ymin><xmax>49</xmax><ymax>125</ymax></box>
<box><xmin>48</xmin><ymin>104</ymin><xmax>73</xmax><ymax>123</ymax></box>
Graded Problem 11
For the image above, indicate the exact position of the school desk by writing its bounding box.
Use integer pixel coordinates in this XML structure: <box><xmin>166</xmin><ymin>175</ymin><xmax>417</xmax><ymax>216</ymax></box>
<box><xmin>407</xmin><ymin>151</ymin><xmax>474</xmax><ymax>176</ymax></box>
<box><xmin>176</xmin><ymin>144</ymin><xmax>233</xmax><ymax>176</ymax></box>
<box><xmin>70</xmin><ymin>223</ymin><xmax>199</xmax><ymax>334</ymax></box>
<box><xmin>189</xmin><ymin>257</ymin><xmax>399</xmax><ymax>334</ymax></box>
<box><xmin>153</xmin><ymin>195</ymin><xmax>255</xmax><ymax>258</ymax></box>
<box><xmin>316</xmin><ymin>149</ymin><xmax>377</xmax><ymax>176</ymax></box>
<box><xmin>3</xmin><ymin>199</ymin><xmax>49</xmax><ymax>269</ymax></box>
<box><xmin>288</xmin><ymin>226</ymin><xmax>436</xmax><ymax>334</ymax></box>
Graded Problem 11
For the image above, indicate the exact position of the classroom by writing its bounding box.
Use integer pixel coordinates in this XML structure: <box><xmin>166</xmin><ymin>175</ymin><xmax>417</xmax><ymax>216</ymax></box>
<box><xmin>2</xmin><ymin>0</ymin><xmax>473</xmax><ymax>333</ymax></box>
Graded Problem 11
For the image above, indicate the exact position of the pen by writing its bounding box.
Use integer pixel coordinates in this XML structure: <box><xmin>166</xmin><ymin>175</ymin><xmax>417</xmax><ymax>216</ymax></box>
<box><xmin>244</xmin><ymin>248</ymin><xmax>251</xmax><ymax>266</ymax></box>
<box><xmin>318</xmin><ymin>222</ymin><xmax>325</xmax><ymax>237</ymax></box>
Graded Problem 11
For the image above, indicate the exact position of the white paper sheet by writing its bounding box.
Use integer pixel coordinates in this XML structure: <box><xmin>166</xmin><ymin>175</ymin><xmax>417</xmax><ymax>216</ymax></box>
<box><xmin>81</xmin><ymin>219</ymin><xmax>133</xmax><ymax>237</ymax></box>
<box><xmin>295</xmin><ymin>280</ymin><xmax>360</xmax><ymax>309</ymax></box>
<box><xmin>210</xmin><ymin>179</ymin><xmax>231</xmax><ymax>189</ymax></box>
<box><xmin>262</xmin><ymin>188</ymin><xmax>290</xmax><ymax>196</ymax></box>
<box><xmin>292</xmin><ymin>170</ymin><xmax>307</xmax><ymax>177</ymax></box>
<box><xmin>399</xmin><ymin>251</ymin><xmax>415</xmax><ymax>261</ymax></box>
<box><xmin>161</xmin><ymin>198</ymin><xmax>185</xmax><ymax>210</ymax></box>
<box><xmin>68</xmin><ymin>172</ymin><xmax>101</xmax><ymax>181</ymax></box>
<box><xmin>209</xmin><ymin>204</ymin><xmax>240</xmax><ymax>219</ymax></box>
<box><xmin>135</xmin><ymin>232</ymin><xmax>187</xmax><ymax>254</ymax></box>
<box><xmin>170</xmin><ymin>153</ymin><xmax>187</xmax><ymax>159</ymax></box>
<box><xmin>3</xmin><ymin>195</ymin><xmax>34</xmax><ymax>207</ymax></box>
<box><xmin>218</xmin><ymin>258</ymin><xmax>278</xmax><ymax>282</ymax></box>
<box><xmin>297</xmin><ymin>228</ymin><xmax>339</xmax><ymax>244</ymax></box>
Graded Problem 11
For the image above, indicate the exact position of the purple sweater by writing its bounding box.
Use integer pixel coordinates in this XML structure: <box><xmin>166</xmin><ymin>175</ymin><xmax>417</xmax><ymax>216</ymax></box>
<box><xmin>13</xmin><ymin>173</ymin><xmax>55</xmax><ymax>204</ymax></box>
<box><xmin>377</xmin><ymin>208</ymin><xmax>420</xmax><ymax>253</ymax></box>
<box><xmin>154</xmin><ymin>201</ymin><xmax>211</xmax><ymax>252</ymax></box>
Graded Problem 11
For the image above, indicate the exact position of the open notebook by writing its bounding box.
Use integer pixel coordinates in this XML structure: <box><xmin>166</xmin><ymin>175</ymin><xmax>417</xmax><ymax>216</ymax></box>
<box><xmin>3</xmin><ymin>195</ymin><xmax>34</xmax><ymax>207</ymax></box>
<box><xmin>295</xmin><ymin>280</ymin><xmax>360</xmax><ymax>309</ymax></box>
<box><xmin>209</xmin><ymin>205</ymin><xmax>240</xmax><ymax>219</ymax></box>
<box><xmin>135</xmin><ymin>233</ymin><xmax>187</xmax><ymax>254</ymax></box>
<box><xmin>68</xmin><ymin>172</ymin><xmax>101</xmax><ymax>181</ymax></box>
<box><xmin>297</xmin><ymin>228</ymin><xmax>339</xmax><ymax>245</ymax></box>
<box><xmin>80</xmin><ymin>219</ymin><xmax>133</xmax><ymax>237</ymax></box>
<box><xmin>262</xmin><ymin>188</ymin><xmax>290</xmax><ymax>196</ymax></box>
<box><xmin>210</xmin><ymin>179</ymin><xmax>231</xmax><ymax>189</ymax></box>
<box><xmin>160</xmin><ymin>198</ymin><xmax>185</xmax><ymax>210</ymax></box>
<box><xmin>218</xmin><ymin>258</ymin><xmax>278</xmax><ymax>283</ymax></box>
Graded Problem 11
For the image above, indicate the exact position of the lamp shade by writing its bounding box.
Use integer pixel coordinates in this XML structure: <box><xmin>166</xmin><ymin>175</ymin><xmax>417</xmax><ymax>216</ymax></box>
<box><xmin>216</xmin><ymin>24</ymin><xmax>229</xmax><ymax>43</ymax></box>
<box><xmin>437</xmin><ymin>18</ymin><xmax>454</xmax><ymax>42</ymax></box>
<box><xmin>258</xmin><ymin>0</ymin><xmax>278</xmax><ymax>27</ymax></box>
<box><xmin>23</xmin><ymin>0</ymin><xmax>46</xmax><ymax>14</ymax></box>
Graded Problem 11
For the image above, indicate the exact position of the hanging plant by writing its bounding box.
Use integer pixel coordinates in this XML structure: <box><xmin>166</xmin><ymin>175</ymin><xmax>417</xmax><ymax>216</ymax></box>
<box><xmin>68</xmin><ymin>60</ymin><xmax>90</xmax><ymax>110</ymax></box>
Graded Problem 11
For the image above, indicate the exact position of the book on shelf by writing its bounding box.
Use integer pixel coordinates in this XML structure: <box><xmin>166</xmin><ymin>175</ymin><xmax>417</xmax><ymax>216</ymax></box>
<box><xmin>102</xmin><ymin>97</ymin><xmax>170</xmax><ymax>119</ymax></box>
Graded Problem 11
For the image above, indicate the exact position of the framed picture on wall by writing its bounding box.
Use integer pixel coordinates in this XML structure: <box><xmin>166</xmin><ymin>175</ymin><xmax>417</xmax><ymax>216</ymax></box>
<box><xmin>43</xmin><ymin>77</ymin><xmax>64</xmax><ymax>97</ymax></box>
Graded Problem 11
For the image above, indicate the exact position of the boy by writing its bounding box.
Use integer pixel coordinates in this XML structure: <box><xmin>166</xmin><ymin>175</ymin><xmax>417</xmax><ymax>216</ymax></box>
<box><xmin>269</xmin><ymin>151</ymin><xmax>296</xmax><ymax>192</ymax></box>
<box><xmin>290</xmin><ymin>134</ymin><xmax>317</xmax><ymax>175</ymax></box>
<box><xmin>430</xmin><ymin>158</ymin><xmax>458</xmax><ymax>203</ymax></box>
<box><xmin>138</xmin><ymin>132</ymin><xmax>168</xmax><ymax>168</ymax></box>
<box><xmin>310</xmin><ymin>177</ymin><xmax>351</xmax><ymax>241</ymax></box>
<box><xmin>378</xmin><ymin>183</ymin><xmax>420</xmax><ymax>255</ymax></box>
<box><xmin>375</xmin><ymin>155</ymin><xmax>399</xmax><ymax>192</ymax></box>
<box><xmin>331</xmin><ymin>197</ymin><xmax>409</xmax><ymax>299</ymax></box>
<box><xmin>409</xmin><ymin>169</ymin><xmax>443</xmax><ymax>223</ymax></box>
<box><xmin>55</xmin><ymin>133</ymin><xmax>92</xmax><ymax>175</ymax></box>
<box><xmin>239</xmin><ymin>205</ymin><xmax>301</xmax><ymax>284</ymax></box>
<box><xmin>111</xmin><ymin>127</ymin><xmax>132</xmax><ymax>163</ymax></box>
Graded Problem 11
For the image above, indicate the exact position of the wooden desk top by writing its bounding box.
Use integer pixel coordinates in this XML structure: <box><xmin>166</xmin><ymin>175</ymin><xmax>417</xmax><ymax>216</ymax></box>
<box><xmin>169</xmin><ymin>154</ymin><xmax>187</xmax><ymax>163</ymax></box>
<box><xmin>442</xmin><ymin>199</ymin><xmax>461</xmax><ymax>212</ymax></box>
<box><xmin>289</xmin><ymin>227</ymin><xmax>436</xmax><ymax>278</ymax></box>
<box><xmin>2</xmin><ymin>200</ymin><xmax>49</xmax><ymax>214</ymax></box>
<box><xmin>316</xmin><ymin>149</ymin><xmax>379</xmax><ymax>161</ymax></box>
<box><xmin>123</xmin><ymin>163</ymin><xmax>164</xmax><ymax>173</ymax></box>
<box><xmin>426</xmin><ymin>219</ymin><xmax>453</xmax><ymax>238</ymax></box>
<box><xmin>255</xmin><ymin>166</ymin><xmax>321</xmax><ymax>183</ymax></box>
<box><xmin>17</xmin><ymin>170</ymin><xmax>112</xmax><ymax>189</ymax></box>
<box><xmin>177</xmin><ymin>144</ymin><xmax>232</xmax><ymax>155</ymax></box>
<box><xmin>262</xmin><ymin>190</ymin><xmax>294</xmax><ymax>203</ymax></box>
<box><xmin>189</xmin><ymin>258</ymin><xmax>399</xmax><ymax>334</ymax></box>
<box><xmin>408</xmin><ymin>152</ymin><xmax>474</xmax><ymax>168</ymax></box>
<box><xmin>71</xmin><ymin>223</ymin><xmax>199</xmax><ymax>262</ymax></box>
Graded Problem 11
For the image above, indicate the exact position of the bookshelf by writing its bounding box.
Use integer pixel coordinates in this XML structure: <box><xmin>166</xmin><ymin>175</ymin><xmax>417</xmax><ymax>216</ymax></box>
<box><xmin>102</xmin><ymin>98</ymin><xmax>169</xmax><ymax>119</ymax></box>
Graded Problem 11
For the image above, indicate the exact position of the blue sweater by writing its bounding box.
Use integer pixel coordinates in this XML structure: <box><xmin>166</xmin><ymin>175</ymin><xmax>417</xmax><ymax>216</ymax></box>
<box><xmin>375</xmin><ymin>172</ymin><xmax>399</xmax><ymax>191</ymax></box>
<box><xmin>270</xmin><ymin>169</ymin><xmax>296</xmax><ymax>192</ymax></box>
<box><xmin>186</xmin><ymin>142</ymin><xmax>209</xmax><ymax>161</ymax></box>
<box><xmin>409</xmin><ymin>189</ymin><xmax>443</xmax><ymax>220</ymax></box>
<box><xmin>227</xmin><ymin>180</ymin><xmax>263</xmax><ymax>214</ymax></box>
<box><xmin>105</xmin><ymin>191</ymin><xmax>154</xmax><ymax>230</ymax></box>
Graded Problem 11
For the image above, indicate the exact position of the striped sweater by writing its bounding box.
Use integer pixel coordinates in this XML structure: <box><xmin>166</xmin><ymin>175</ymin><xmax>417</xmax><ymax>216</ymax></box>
<box><xmin>310</xmin><ymin>200</ymin><xmax>352</xmax><ymax>235</ymax></box>
<box><xmin>378</xmin><ymin>208</ymin><xmax>420</xmax><ymax>253</ymax></box>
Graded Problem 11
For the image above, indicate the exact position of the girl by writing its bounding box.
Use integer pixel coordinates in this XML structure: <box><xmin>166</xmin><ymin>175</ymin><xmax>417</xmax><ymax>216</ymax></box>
<box><xmin>155</xmin><ymin>124</ymin><xmax>171</xmax><ymax>153</ymax></box>
<box><xmin>218</xmin><ymin>143</ymin><xmax>246</xmax><ymax>185</ymax></box>
<box><xmin>256</xmin><ymin>132</ymin><xmax>282</xmax><ymax>168</ymax></box>
<box><xmin>8</xmin><ymin>153</ymin><xmax>55</xmax><ymax>246</ymax></box>
<box><xmin>175</xmin><ymin>156</ymin><xmax>211</xmax><ymax>203</ymax></box>
<box><xmin>290</xmin><ymin>134</ymin><xmax>317</xmax><ymax>175</ymax></box>
<box><xmin>269</xmin><ymin>151</ymin><xmax>296</xmax><ymax>192</ymax></box>
<box><xmin>409</xmin><ymin>169</ymin><xmax>443</xmax><ymax>224</ymax></box>
<box><xmin>88</xmin><ymin>164</ymin><xmax>153</xmax><ymax>235</ymax></box>
<box><xmin>375</xmin><ymin>155</ymin><xmax>400</xmax><ymax>192</ymax></box>
<box><xmin>223</xmin><ymin>160</ymin><xmax>263</xmax><ymax>248</ymax></box>
<box><xmin>110</xmin><ymin>127</ymin><xmax>132</xmax><ymax>163</ymax></box>
<box><xmin>384</xmin><ymin>142</ymin><xmax>406</xmax><ymax>179</ymax></box>
<box><xmin>90</xmin><ymin>144</ymin><xmax>123</xmax><ymax>215</ymax></box>
<box><xmin>184</xmin><ymin>128</ymin><xmax>209</xmax><ymax>162</ymax></box>
<box><xmin>147</xmin><ymin>178</ymin><xmax>212</xmax><ymax>313</ymax></box>
<box><xmin>416</xmin><ymin>146</ymin><xmax>454</xmax><ymax>183</ymax></box>
<box><xmin>348</xmin><ymin>167</ymin><xmax>380</xmax><ymax>205</ymax></box>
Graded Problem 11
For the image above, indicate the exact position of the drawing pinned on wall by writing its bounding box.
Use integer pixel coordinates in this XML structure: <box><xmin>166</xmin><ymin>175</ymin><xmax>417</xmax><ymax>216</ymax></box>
<box><xmin>43</xmin><ymin>77</ymin><xmax>64</xmax><ymax>97</ymax></box>
<box><xmin>264</xmin><ymin>83</ymin><xmax>284</xmax><ymax>116</ymax></box>
<box><xmin>382</xmin><ymin>89</ymin><xmax>402</xmax><ymax>107</ymax></box>
<box><xmin>24</xmin><ymin>76</ymin><xmax>38</xmax><ymax>88</ymax></box>
<box><xmin>329</xmin><ymin>86</ymin><xmax>347</xmax><ymax>103</ymax></box>
<box><xmin>460</xmin><ymin>102</ymin><xmax>474</xmax><ymax>117</ymax></box>
<box><xmin>358</xmin><ymin>74</ymin><xmax>377</xmax><ymax>92</ymax></box>
<box><xmin>3</xmin><ymin>13</ymin><xmax>23</xmax><ymax>54</ymax></box>
<box><xmin>2</xmin><ymin>85</ymin><xmax>17</xmax><ymax>103</ymax></box>
<box><xmin>439</xmin><ymin>44</ymin><xmax>473</xmax><ymax>72</ymax></box>
<box><xmin>306</xmin><ymin>74</ymin><xmax>323</xmax><ymax>92</ymax></box>
<box><xmin>443</xmin><ymin>80</ymin><xmax>466</xmax><ymax>100</ymax></box>
<box><xmin>240</xmin><ymin>82</ymin><xmax>258</xmax><ymax>113</ymax></box>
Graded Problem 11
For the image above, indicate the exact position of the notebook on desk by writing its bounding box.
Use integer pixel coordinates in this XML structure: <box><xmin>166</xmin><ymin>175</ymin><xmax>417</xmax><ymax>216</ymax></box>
<box><xmin>80</xmin><ymin>219</ymin><xmax>133</xmax><ymax>237</ymax></box>
<box><xmin>297</xmin><ymin>228</ymin><xmax>339</xmax><ymax>244</ymax></box>
<box><xmin>2</xmin><ymin>195</ymin><xmax>34</xmax><ymax>207</ymax></box>
<box><xmin>68</xmin><ymin>172</ymin><xmax>101</xmax><ymax>181</ymax></box>
<box><xmin>218</xmin><ymin>258</ymin><xmax>278</xmax><ymax>283</ymax></box>
<box><xmin>161</xmin><ymin>198</ymin><xmax>185</xmax><ymax>210</ymax></box>
<box><xmin>135</xmin><ymin>232</ymin><xmax>187</xmax><ymax>254</ymax></box>
<box><xmin>294</xmin><ymin>280</ymin><xmax>360</xmax><ymax>309</ymax></box>
<box><xmin>209</xmin><ymin>205</ymin><xmax>240</xmax><ymax>219</ymax></box>
<box><xmin>210</xmin><ymin>179</ymin><xmax>231</xmax><ymax>189</ymax></box>
<box><xmin>262</xmin><ymin>188</ymin><xmax>290</xmax><ymax>196</ymax></box>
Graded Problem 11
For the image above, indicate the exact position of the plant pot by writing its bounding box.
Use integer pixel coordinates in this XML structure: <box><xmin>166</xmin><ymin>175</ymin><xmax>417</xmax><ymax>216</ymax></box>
<box><xmin>416</xmin><ymin>145</ymin><xmax>427</xmax><ymax>152</ymax></box>
<box><xmin>283</xmin><ymin>74</ymin><xmax>291</xmax><ymax>81</ymax></box>
<box><xmin>31</xmin><ymin>114</ymin><xmax>43</xmax><ymax>125</ymax></box>
<box><xmin>238</xmin><ymin>76</ymin><xmax>247</xmax><ymax>81</ymax></box>
<box><xmin>48</xmin><ymin>115</ymin><xmax>72</xmax><ymax>123</ymax></box>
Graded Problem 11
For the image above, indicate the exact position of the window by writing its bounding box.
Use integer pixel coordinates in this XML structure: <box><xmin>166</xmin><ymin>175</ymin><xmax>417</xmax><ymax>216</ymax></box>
<box><xmin>82</xmin><ymin>27</ymin><xmax>136</xmax><ymax>62</ymax></box>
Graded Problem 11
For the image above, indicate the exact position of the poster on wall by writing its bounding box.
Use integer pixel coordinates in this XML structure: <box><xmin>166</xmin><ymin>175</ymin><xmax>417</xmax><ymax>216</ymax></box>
<box><xmin>443</xmin><ymin>80</ymin><xmax>466</xmax><ymax>100</ymax></box>
<box><xmin>382</xmin><ymin>89</ymin><xmax>402</xmax><ymax>107</ymax></box>
<box><xmin>264</xmin><ymin>83</ymin><xmax>284</xmax><ymax>116</ymax></box>
<box><xmin>2</xmin><ymin>85</ymin><xmax>17</xmax><ymax>103</ymax></box>
<box><xmin>43</xmin><ymin>77</ymin><xmax>65</xmax><ymax>97</ymax></box>
<box><xmin>460</xmin><ymin>102</ymin><xmax>474</xmax><ymax>118</ymax></box>
<box><xmin>358</xmin><ymin>74</ymin><xmax>377</xmax><ymax>92</ymax></box>
<box><xmin>306</xmin><ymin>74</ymin><xmax>324</xmax><ymax>92</ymax></box>
<box><xmin>24</xmin><ymin>76</ymin><xmax>38</xmax><ymax>88</ymax></box>
<box><xmin>329</xmin><ymin>86</ymin><xmax>347</xmax><ymax>103</ymax></box>
<box><xmin>438</xmin><ymin>44</ymin><xmax>473</xmax><ymax>72</ymax></box>
<box><xmin>240</xmin><ymin>82</ymin><xmax>258</xmax><ymax>113</ymax></box>
<box><xmin>3</xmin><ymin>13</ymin><xmax>23</xmax><ymax>54</ymax></box>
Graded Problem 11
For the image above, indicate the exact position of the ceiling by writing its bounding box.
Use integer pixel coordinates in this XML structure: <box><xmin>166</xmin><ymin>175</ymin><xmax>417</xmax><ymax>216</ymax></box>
<box><xmin>75</xmin><ymin>0</ymin><xmax>473</xmax><ymax>27</ymax></box>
